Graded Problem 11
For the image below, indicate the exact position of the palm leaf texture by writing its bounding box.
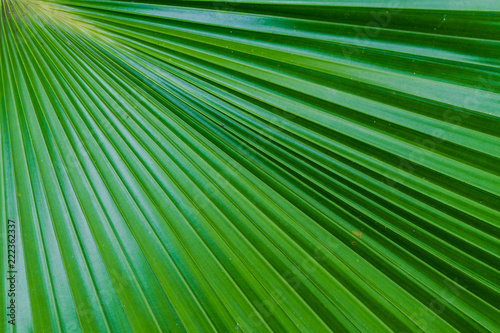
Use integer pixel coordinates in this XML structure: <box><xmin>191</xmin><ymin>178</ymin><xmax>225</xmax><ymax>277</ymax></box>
<box><xmin>1</xmin><ymin>0</ymin><xmax>499</xmax><ymax>331</ymax></box>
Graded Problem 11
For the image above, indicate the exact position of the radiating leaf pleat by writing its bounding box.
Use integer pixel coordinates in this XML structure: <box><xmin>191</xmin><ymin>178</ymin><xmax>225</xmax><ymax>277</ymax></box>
<box><xmin>1</xmin><ymin>0</ymin><xmax>499</xmax><ymax>332</ymax></box>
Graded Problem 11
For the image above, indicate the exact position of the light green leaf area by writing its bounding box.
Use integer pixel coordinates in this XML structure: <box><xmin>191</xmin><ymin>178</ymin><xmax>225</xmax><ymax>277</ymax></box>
<box><xmin>1</xmin><ymin>0</ymin><xmax>499</xmax><ymax>332</ymax></box>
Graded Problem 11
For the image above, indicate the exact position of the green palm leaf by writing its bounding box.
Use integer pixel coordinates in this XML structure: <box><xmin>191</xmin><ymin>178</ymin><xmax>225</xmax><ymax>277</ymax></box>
<box><xmin>1</xmin><ymin>0</ymin><xmax>499</xmax><ymax>331</ymax></box>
